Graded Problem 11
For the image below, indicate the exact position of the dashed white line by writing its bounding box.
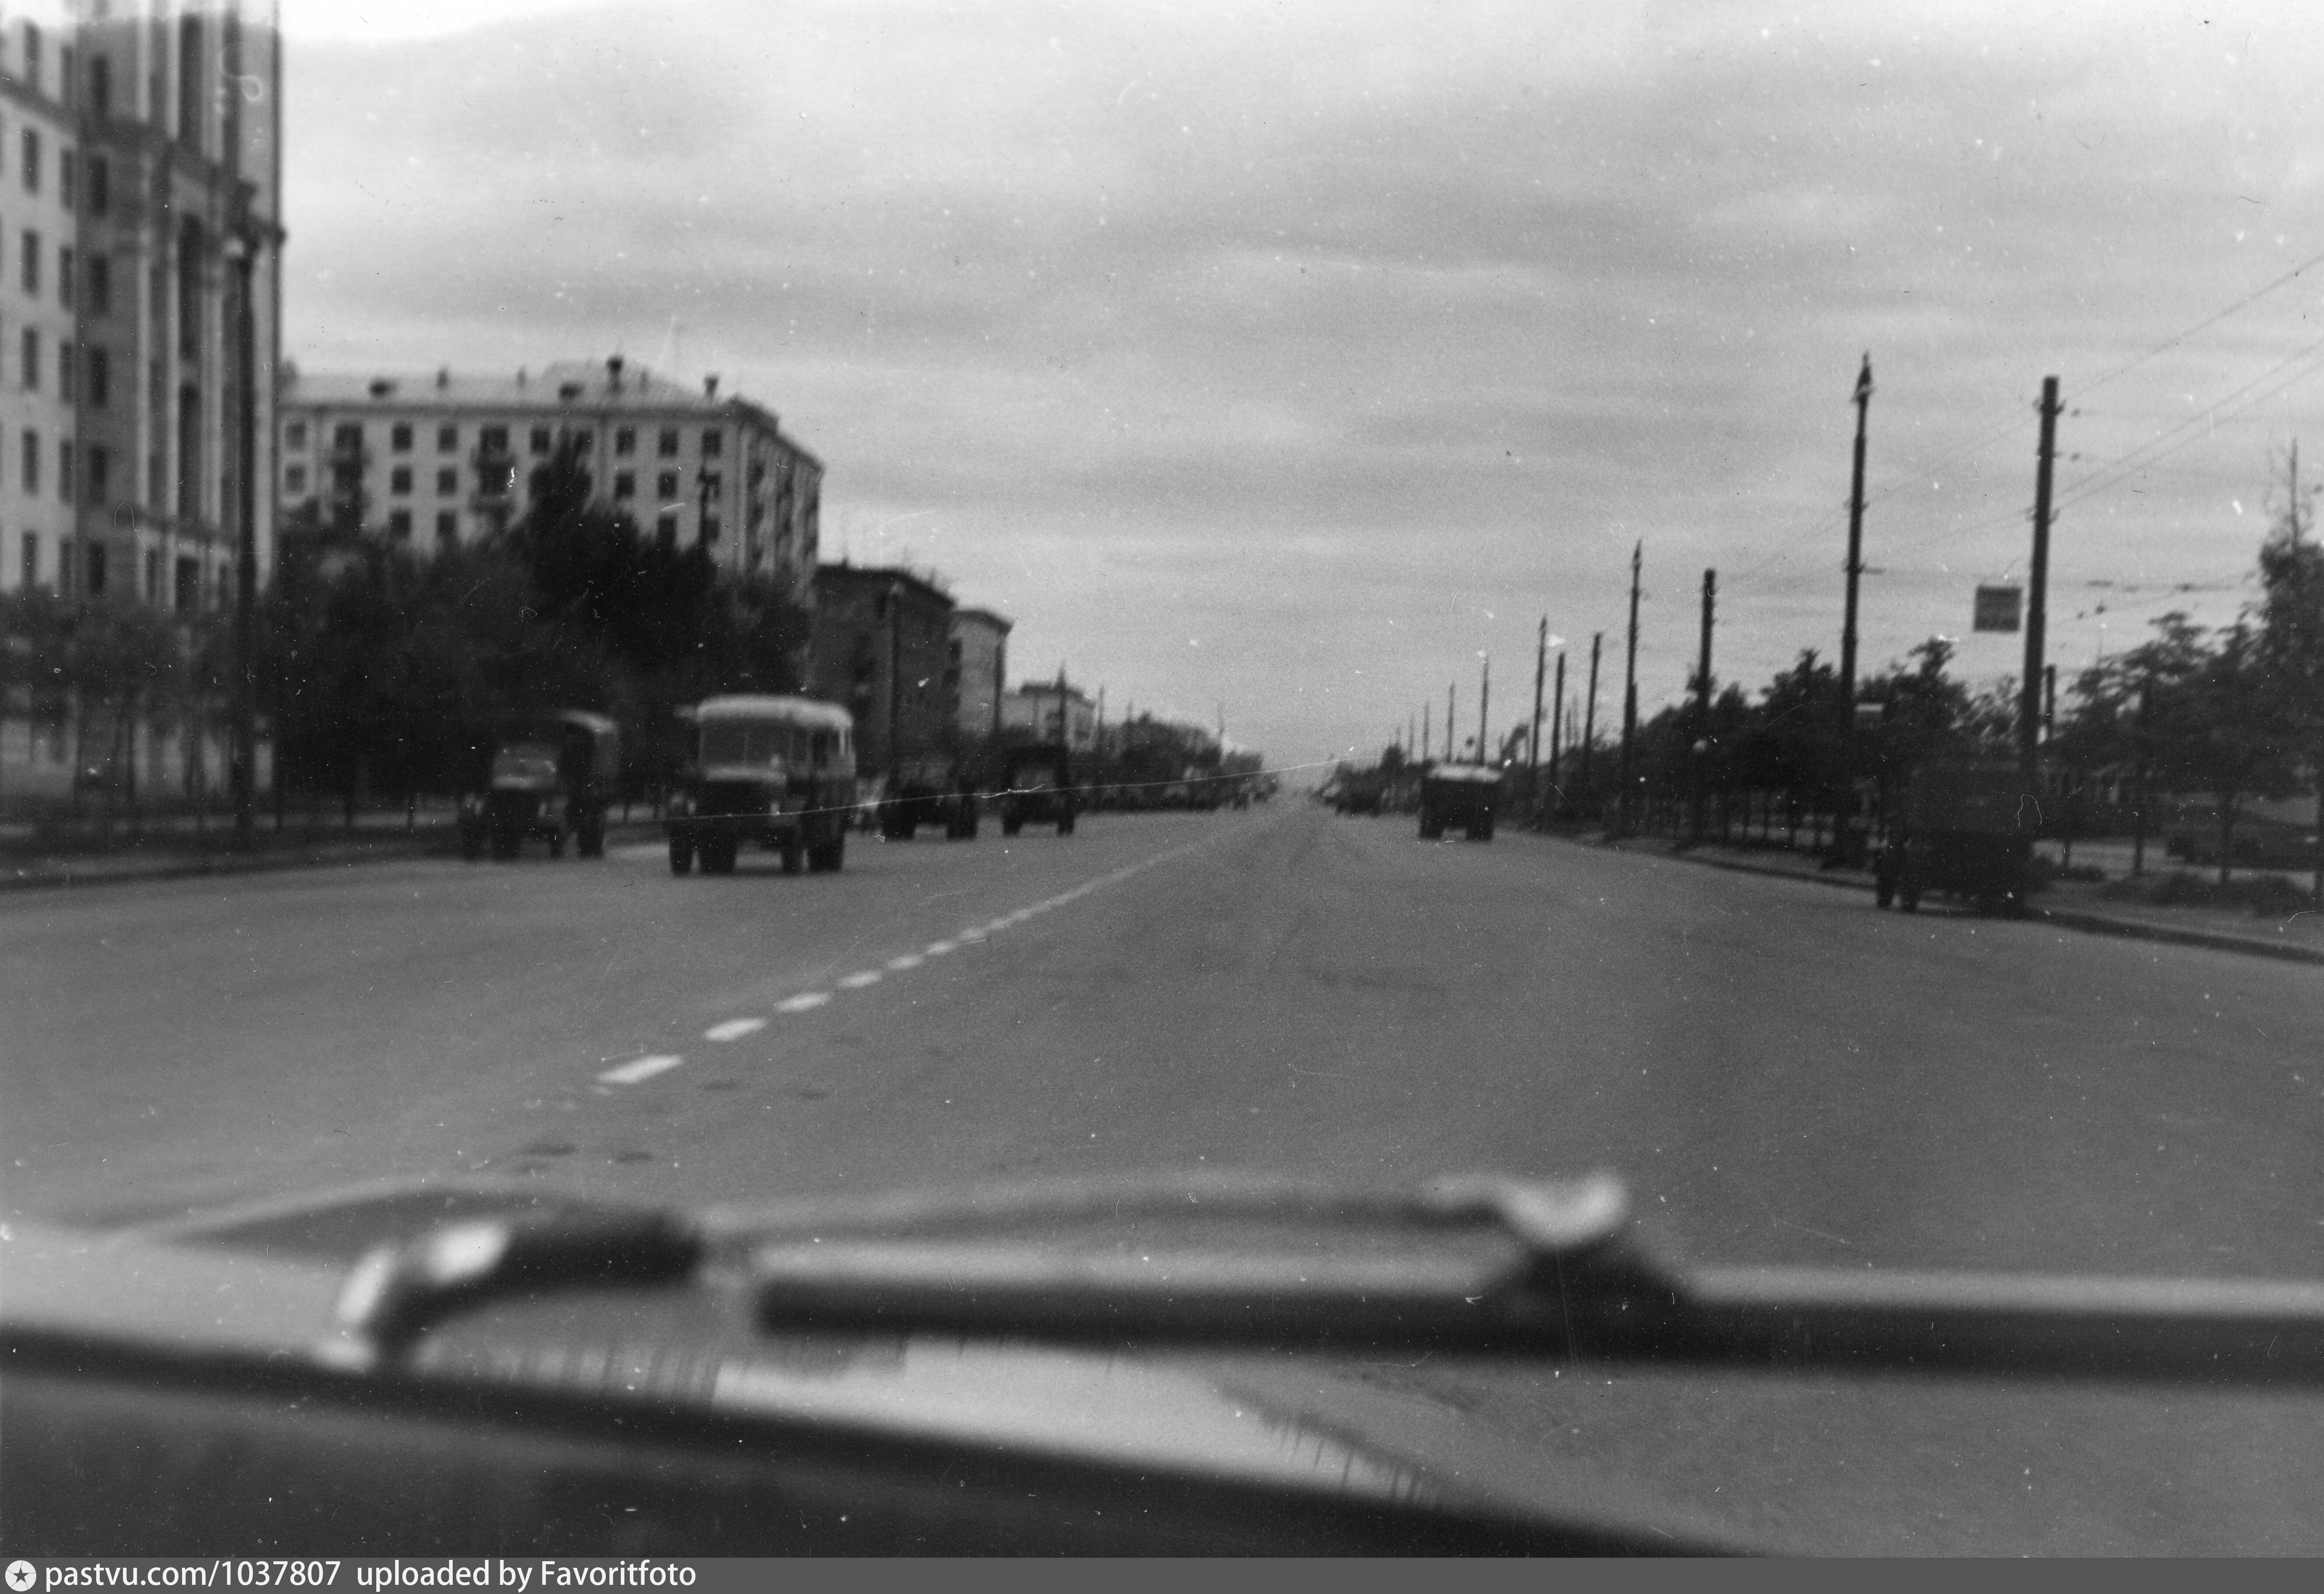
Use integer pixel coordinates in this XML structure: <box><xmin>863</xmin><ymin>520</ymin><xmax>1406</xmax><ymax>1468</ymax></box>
<box><xmin>838</xmin><ymin>970</ymin><xmax>883</xmax><ymax>989</ymax></box>
<box><xmin>705</xmin><ymin>1018</ymin><xmax>767</xmax><ymax>1043</ymax></box>
<box><xmin>776</xmin><ymin>992</ymin><xmax>833</xmax><ymax>1013</ymax></box>
<box><xmin>886</xmin><ymin>954</ymin><xmax>925</xmax><ymax>971</ymax></box>
<box><xmin>599</xmin><ymin>1054</ymin><xmax>685</xmax><ymax>1086</ymax></box>
<box><xmin>925</xmin><ymin>940</ymin><xmax>958</xmax><ymax>956</ymax></box>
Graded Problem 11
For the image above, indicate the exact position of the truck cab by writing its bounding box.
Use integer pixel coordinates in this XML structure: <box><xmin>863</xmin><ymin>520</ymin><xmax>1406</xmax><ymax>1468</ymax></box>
<box><xmin>1419</xmin><ymin>764</ymin><xmax>1502</xmax><ymax>841</ymax></box>
<box><xmin>666</xmin><ymin>696</ymin><xmax>856</xmax><ymax>876</ymax></box>
<box><xmin>458</xmin><ymin>712</ymin><xmax>620</xmax><ymax>862</ymax></box>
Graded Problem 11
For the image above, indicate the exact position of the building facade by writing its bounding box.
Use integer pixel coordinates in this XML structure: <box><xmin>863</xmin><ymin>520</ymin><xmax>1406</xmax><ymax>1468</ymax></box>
<box><xmin>0</xmin><ymin>0</ymin><xmax>284</xmax><ymax>608</ymax></box>
<box><xmin>275</xmin><ymin>357</ymin><xmax>822</xmax><ymax>589</ymax></box>
<box><xmin>948</xmin><ymin>606</ymin><xmax>1009</xmax><ymax>742</ymax></box>
<box><xmin>1001</xmin><ymin>680</ymin><xmax>1097</xmax><ymax>752</ymax></box>
<box><xmin>807</xmin><ymin>563</ymin><xmax>956</xmax><ymax>779</ymax></box>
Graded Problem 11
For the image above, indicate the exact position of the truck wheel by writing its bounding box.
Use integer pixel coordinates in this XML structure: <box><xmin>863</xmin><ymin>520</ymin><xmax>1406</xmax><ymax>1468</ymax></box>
<box><xmin>1059</xmin><ymin>813</ymin><xmax>1076</xmax><ymax>836</ymax></box>
<box><xmin>547</xmin><ymin>830</ymin><xmax>567</xmax><ymax>860</ymax></box>
<box><xmin>1875</xmin><ymin>875</ymin><xmax>1895</xmax><ymax>908</ymax></box>
<box><xmin>1899</xmin><ymin>884</ymin><xmax>1920</xmax><ymax>912</ymax></box>
<box><xmin>780</xmin><ymin>835</ymin><xmax>805</xmax><ymax>875</ymax></box>
<box><xmin>668</xmin><ymin>834</ymin><xmax>695</xmax><ymax>875</ymax></box>
<box><xmin>578</xmin><ymin>819</ymin><xmax>606</xmax><ymax>859</ymax></box>
<box><xmin>1003</xmin><ymin>817</ymin><xmax>1022</xmax><ymax>837</ymax></box>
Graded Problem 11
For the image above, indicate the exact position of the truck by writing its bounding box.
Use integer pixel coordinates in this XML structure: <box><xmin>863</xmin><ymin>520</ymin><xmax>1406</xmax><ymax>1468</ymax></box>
<box><xmin>1874</xmin><ymin>756</ymin><xmax>2039</xmax><ymax>915</ymax></box>
<box><xmin>665</xmin><ymin>696</ymin><xmax>855</xmax><ymax>876</ymax></box>
<box><xmin>458</xmin><ymin>711</ymin><xmax>620</xmax><ymax>862</ymax></box>
<box><xmin>1418</xmin><ymin>764</ymin><xmax>1501</xmax><ymax>841</ymax></box>
<box><xmin>878</xmin><ymin>754</ymin><xmax>981</xmax><ymax>841</ymax></box>
<box><xmin>994</xmin><ymin>742</ymin><xmax>1077</xmax><ymax>837</ymax></box>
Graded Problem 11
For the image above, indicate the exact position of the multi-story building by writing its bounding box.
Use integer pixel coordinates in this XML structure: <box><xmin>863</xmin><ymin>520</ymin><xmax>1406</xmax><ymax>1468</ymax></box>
<box><xmin>1001</xmin><ymin>680</ymin><xmax>1097</xmax><ymax>752</ymax></box>
<box><xmin>807</xmin><ymin>563</ymin><xmax>956</xmax><ymax>778</ymax></box>
<box><xmin>948</xmin><ymin>606</ymin><xmax>1010</xmax><ymax>742</ymax></box>
<box><xmin>0</xmin><ymin>0</ymin><xmax>283</xmax><ymax>608</ymax></box>
<box><xmin>275</xmin><ymin>357</ymin><xmax>822</xmax><ymax>589</ymax></box>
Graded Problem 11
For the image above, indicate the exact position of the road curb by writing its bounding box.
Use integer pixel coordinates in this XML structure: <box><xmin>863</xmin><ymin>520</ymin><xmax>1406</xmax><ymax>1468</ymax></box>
<box><xmin>1546</xmin><ymin>830</ymin><xmax>2324</xmax><ymax>968</ymax></box>
<box><xmin>0</xmin><ymin>822</ymin><xmax>666</xmax><ymax>894</ymax></box>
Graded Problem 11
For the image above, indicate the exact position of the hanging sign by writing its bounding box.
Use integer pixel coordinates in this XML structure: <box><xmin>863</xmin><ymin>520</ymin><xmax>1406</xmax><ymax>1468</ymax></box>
<box><xmin>1973</xmin><ymin>585</ymin><xmax>2023</xmax><ymax>633</ymax></box>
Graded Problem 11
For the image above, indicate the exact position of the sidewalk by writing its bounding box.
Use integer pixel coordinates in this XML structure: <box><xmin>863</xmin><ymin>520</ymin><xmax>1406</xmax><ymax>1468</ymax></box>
<box><xmin>0</xmin><ymin>817</ymin><xmax>664</xmax><ymax>893</ymax></box>
<box><xmin>1571</xmin><ymin>831</ymin><xmax>2324</xmax><ymax>968</ymax></box>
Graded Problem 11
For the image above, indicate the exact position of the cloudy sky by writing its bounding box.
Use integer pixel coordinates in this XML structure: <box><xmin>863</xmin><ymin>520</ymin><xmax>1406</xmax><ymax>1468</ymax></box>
<box><xmin>280</xmin><ymin>0</ymin><xmax>2324</xmax><ymax>771</ymax></box>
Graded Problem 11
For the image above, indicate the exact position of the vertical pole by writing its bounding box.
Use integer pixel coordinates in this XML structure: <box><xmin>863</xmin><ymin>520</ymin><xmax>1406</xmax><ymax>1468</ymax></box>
<box><xmin>1478</xmin><ymin>657</ymin><xmax>1489</xmax><ymax>766</ymax></box>
<box><xmin>1422</xmin><ymin>702</ymin><xmax>1431</xmax><ymax>763</ymax></box>
<box><xmin>2131</xmin><ymin>677</ymin><xmax>2151</xmax><ymax>879</ymax></box>
<box><xmin>2020</xmin><ymin>377</ymin><xmax>2061</xmax><ymax>786</ymax></box>
<box><xmin>1448</xmin><ymin>683</ymin><xmax>1457</xmax><ymax>764</ymax></box>
<box><xmin>1835</xmin><ymin>355</ymin><xmax>1872</xmax><ymax>864</ymax></box>
<box><xmin>1618</xmin><ymin>544</ymin><xmax>1641</xmax><ymax>830</ymax></box>
<box><xmin>1530</xmin><ymin>618</ymin><xmax>1547</xmax><ymax>771</ymax></box>
<box><xmin>1581</xmin><ymin>632</ymin><xmax>1601</xmax><ymax>806</ymax></box>
<box><xmin>1692</xmin><ymin>568</ymin><xmax>1714</xmax><ymax>842</ymax></box>
<box><xmin>231</xmin><ymin>207</ymin><xmax>260</xmax><ymax>850</ymax></box>
<box><xmin>1549</xmin><ymin>652</ymin><xmax>1566</xmax><ymax>787</ymax></box>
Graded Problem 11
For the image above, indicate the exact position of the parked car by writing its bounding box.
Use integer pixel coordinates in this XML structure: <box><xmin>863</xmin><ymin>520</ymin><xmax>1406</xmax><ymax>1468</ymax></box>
<box><xmin>1876</xmin><ymin>757</ymin><xmax>2037</xmax><ymax>915</ymax></box>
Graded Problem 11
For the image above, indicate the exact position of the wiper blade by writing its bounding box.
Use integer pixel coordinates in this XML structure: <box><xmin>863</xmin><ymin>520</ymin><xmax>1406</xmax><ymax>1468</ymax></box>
<box><xmin>316</xmin><ymin>1170</ymin><xmax>2324</xmax><ymax>1387</ymax></box>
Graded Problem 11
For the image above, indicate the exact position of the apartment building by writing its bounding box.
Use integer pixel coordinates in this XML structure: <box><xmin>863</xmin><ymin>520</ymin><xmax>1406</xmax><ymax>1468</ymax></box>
<box><xmin>807</xmin><ymin>563</ymin><xmax>957</xmax><ymax>777</ymax></box>
<box><xmin>276</xmin><ymin>357</ymin><xmax>823</xmax><ymax>589</ymax></box>
<box><xmin>1001</xmin><ymin>680</ymin><xmax>1097</xmax><ymax>752</ymax></box>
<box><xmin>0</xmin><ymin>1</ymin><xmax>285</xmax><ymax>609</ymax></box>
<box><xmin>948</xmin><ymin>605</ymin><xmax>1010</xmax><ymax>742</ymax></box>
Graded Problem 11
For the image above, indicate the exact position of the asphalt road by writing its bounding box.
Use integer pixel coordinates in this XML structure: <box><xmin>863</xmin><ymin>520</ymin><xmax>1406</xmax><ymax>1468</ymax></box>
<box><xmin>6</xmin><ymin>804</ymin><xmax>2323</xmax><ymax>1552</ymax></box>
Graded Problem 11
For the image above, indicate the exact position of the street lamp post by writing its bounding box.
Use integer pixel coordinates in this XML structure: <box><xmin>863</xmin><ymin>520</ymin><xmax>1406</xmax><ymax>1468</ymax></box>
<box><xmin>224</xmin><ymin>193</ymin><xmax>262</xmax><ymax>850</ymax></box>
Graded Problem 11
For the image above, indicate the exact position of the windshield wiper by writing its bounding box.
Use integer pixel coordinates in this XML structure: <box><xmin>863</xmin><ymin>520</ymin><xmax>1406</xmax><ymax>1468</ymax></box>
<box><xmin>321</xmin><ymin>1171</ymin><xmax>2324</xmax><ymax>1387</ymax></box>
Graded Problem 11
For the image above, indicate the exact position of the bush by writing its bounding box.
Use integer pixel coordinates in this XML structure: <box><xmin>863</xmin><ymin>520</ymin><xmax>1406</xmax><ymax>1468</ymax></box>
<box><xmin>2098</xmin><ymin>869</ymin><xmax>2313</xmax><ymax>917</ymax></box>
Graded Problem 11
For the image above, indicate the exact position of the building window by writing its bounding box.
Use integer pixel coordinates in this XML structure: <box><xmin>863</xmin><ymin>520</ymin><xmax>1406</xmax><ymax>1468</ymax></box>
<box><xmin>59</xmin><ymin>441</ymin><xmax>72</xmax><ymax>502</ymax></box>
<box><xmin>58</xmin><ymin>246</ymin><xmax>72</xmax><ymax>307</ymax></box>
<box><xmin>529</xmin><ymin>426</ymin><xmax>551</xmax><ymax>455</ymax></box>
<box><xmin>20</xmin><ymin>532</ymin><xmax>37</xmax><ymax>590</ymax></box>
<box><xmin>572</xmin><ymin>431</ymin><xmax>593</xmax><ymax>453</ymax></box>
<box><xmin>86</xmin><ymin>346</ymin><xmax>107</xmax><ymax>408</ymax></box>
<box><xmin>390</xmin><ymin>466</ymin><xmax>412</xmax><ymax>495</ymax></box>
<box><xmin>655</xmin><ymin>512</ymin><xmax>677</xmax><ymax>543</ymax></box>
<box><xmin>437</xmin><ymin>424</ymin><xmax>457</xmax><ymax>452</ymax></box>
<box><xmin>701</xmin><ymin>514</ymin><xmax>722</xmax><ymax>544</ymax></box>
<box><xmin>701</xmin><ymin>470</ymin><xmax>723</xmax><ymax>499</ymax></box>
<box><xmin>615</xmin><ymin>426</ymin><xmax>635</xmax><ymax>455</ymax></box>
<box><xmin>84</xmin><ymin>541</ymin><xmax>105</xmax><ymax>596</ymax></box>
<box><xmin>143</xmin><ymin>549</ymin><xmax>160</xmax><ymax>604</ymax></box>
<box><xmin>56</xmin><ymin>537</ymin><xmax>72</xmax><ymax>599</ymax></box>
<box><xmin>657</xmin><ymin>428</ymin><xmax>678</xmax><ymax>457</ymax></box>
<box><xmin>479</xmin><ymin>425</ymin><xmax>508</xmax><ymax>453</ymax></box>
<box><xmin>435</xmin><ymin>467</ymin><xmax>455</xmax><ymax>495</ymax></box>
<box><xmin>388</xmin><ymin>509</ymin><xmax>412</xmax><ymax>538</ymax></box>
<box><xmin>332</xmin><ymin>422</ymin><xmax>362</xmax><ymax>450</ymax></box>
<box><xmin>702</xmin><ymin>429</ymin><xmax>723</xmax><ymax>457</ymax></box>
<box><xmin>390</xmin><ymin>422</ymin><xmax>412</xmax><ymax>452</ymax></box>
<box><xmin>58</xmin><ymin>341</ymin><xmax>75</xmax><ymax>402</ymax></box>
<box><xmin>87</xmin><ymin>446</ymin><xmax>108</xmax><ymax>504</ymax></box>
<box><xmin>656</xmin><ymin>471</ymin><xmax>678</xmax><ymax>500</ymax></box>
<box><xmin>613</xmin><ymin>470</ymin><xmax>635</xmax><ymax>499</ymax></box>
<box><xmin>20</xmin><ymin>128</ymin><xmax>38</xmax><ymax>194</ymax></box>
<box><xmin>20</xmin><ymin>230</ymin><xmax>37</xmax><ymax>294</ymax></box>
<box><xmin>59</xmin><ymin>150</ymin><xmax>75</xmax><ymax>209</ymax></box>
<box><xmin>23</xmin><ymin>24</ymin><xmax>42</xmax><ymax>94</ymax></box>
<box><xmin>285</xmin><ymin>420</ymin><xmax>307</xmax><ymax>450</ymax></box>
<box><xmin>435</xmin><ymin>511</ymin><xmax>457</xmax><ymax>547</ymax></box>
<box><xmin>175</xmin><ymin>556</ymin><xmax>199</xmax><ymax>615</ymax></box>
<box><xmin>19</xmin><ymin>328</ymin><xmax>35</xmax><ymax>391</ymax></box>
<box><xmin>86</xmin><ymin>251</ymin><xmax>109</xmax><ymax>315</ymax></box>
<box><xmin>285</xmin><ymin>464</ymin><xmax>307</xmax><ymax>494</ymax></box>
<box><xmin>89</xmin><ymin>57</ymin><xmax>112</xmax><ymax>122</ymax></box>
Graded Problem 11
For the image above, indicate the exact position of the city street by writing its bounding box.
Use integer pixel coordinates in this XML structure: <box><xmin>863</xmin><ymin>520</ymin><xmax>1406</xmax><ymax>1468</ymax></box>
<box><xmin>7</xmin><ymin>804</ymin><xmax>2324</xmax><ymax>1551</ymax></box>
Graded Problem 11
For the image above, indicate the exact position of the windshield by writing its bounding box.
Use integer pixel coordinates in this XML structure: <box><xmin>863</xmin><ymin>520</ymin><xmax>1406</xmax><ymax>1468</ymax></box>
<box><xmin>6</xmin><ymin>0</ymin><xmax>2324</xmax><ymax>1560</ymax></box>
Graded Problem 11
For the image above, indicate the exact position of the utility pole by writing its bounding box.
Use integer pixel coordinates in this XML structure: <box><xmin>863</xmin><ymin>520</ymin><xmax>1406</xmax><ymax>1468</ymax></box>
<box><xmin>2019</xmin><ymin>376</ymin><xmax>2061</xmax><ymax>786</ymax></box>
<box><xmin>1618</xmin><ymin>543</ymin><xmax>1641</xmax><ymax>831</ymax></box>
<box><xmin>1448</xmin><ymin>682</ymin><xmax>1457</xmax><ymax>763</ymax></box>
<box><xmin>1548</xmin><ymin>650</ymin><xmax>1566</xmax><ymax>788</ymax></box>
<box><xmin>1691</xmin><ymin>568</ymin><xmax>1715</xmax><ymax>842</ymax></box>
<box><xmin>227</xmin><ymin>194</ymin><xmax>262</xmax><ymax>849</ymax></box>
<box><xmin>1834</xmin><ymin>354</ymin><xmax>1873</xmax><ymax>864</ymax></box>
<box><xmin>1530</xmin><ymin>617</ymin><xmax>1547</xmax><ymax>772</ymax></box>
<box><xmin>1478</xmin><ymin>656</ymin><xmax>1490</xmax><ymax>765</ymax></box>
<box><xmin>1581</xmin><ymin>632</ymin><xmax>1602</xmax><ymax>807</ymax></box>
<box><xmin>1422</xmin><ymin>701</ymin><xmax>1431</xmax><ymax>763</ymax></box>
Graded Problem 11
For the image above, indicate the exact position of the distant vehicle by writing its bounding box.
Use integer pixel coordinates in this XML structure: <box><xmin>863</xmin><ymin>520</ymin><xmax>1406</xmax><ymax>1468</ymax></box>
<box><xmin>880</xmin><ymin>754</ymin><xmax>980</xmax><ymax>841</ymax></box>
<box><xmin>1875</xmin><ymin>757</ymin><xmax>2037</xmax><ymax>915</ymax></box>
<box><xmin>995</xmin><ymin>743</ymin><xmax>1076</xmax><ymax>836</ymax></box>
<box><xmin>458</xmin><ymin>711</ymin><xmax>619</xmax><ymax>862</ymax></box>
<box><xmin>1419</xmin><ymin>764</ymin><xmax>1500</xmax><ymax>841</ymax></box>
<box><xmin>665</xmin><ymin>695</ymin><xmax>854</xmax><ymax>876</ymax></box>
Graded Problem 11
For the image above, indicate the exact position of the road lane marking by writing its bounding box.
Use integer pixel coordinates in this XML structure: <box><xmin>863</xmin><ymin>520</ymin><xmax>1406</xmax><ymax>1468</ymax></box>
<box><xmin>838</xmin><ymin>970</ymin><xmax>883</xmax><ymax>989</ymax></box>
<box><xmin>599</xmin><ymin>1054</ymin><xmax>685</xmax><ymax>1086</ymax></box>
<box><xmin>705</xmin><ymin>1018</ymin><xmax>767</xmax><ymax>1043</ymax></box>
<box><xmin>886</xmin><ymin>954</ymin><xmax>925</xmax><ymax>971</ymax></box>
<box><xmin>925</xmin><ymin>940</ymin><xmax>957</xmax><ymax>956</ymax></box>
<box><xmin>777</xmin><ymin>992</ymin><xmax>832</xmax><ymax>1013</ymax></box>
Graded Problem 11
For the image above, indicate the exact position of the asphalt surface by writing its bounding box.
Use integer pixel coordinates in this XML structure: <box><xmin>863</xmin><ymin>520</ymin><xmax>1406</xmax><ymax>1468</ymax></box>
<box><xmin>6</xmin><ymin>804</ymin><xmax>2323</xmax><ymax>1553</ymax></box>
